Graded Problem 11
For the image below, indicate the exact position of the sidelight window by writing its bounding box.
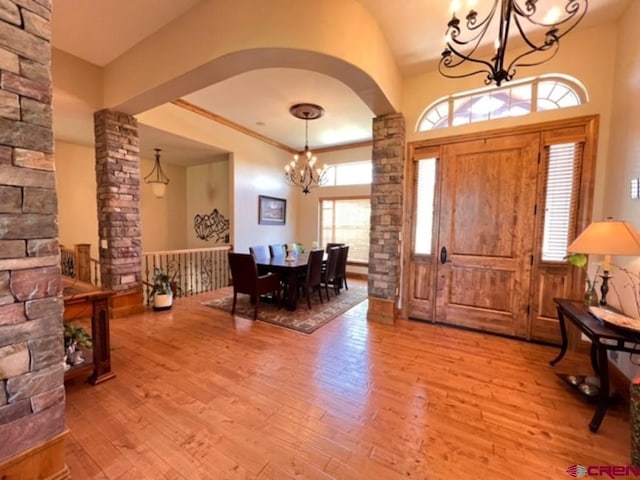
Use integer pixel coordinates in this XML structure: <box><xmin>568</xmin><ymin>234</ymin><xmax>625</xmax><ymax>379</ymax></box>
<box><xmin>413</xmin><ymin>158</ymin><xmax>437</xmax><ymax>255</ymax></box>
<box><xmin>541</xmin><ymin>142</ymin><xmax>583</xmax><ymax>261</ymax></box>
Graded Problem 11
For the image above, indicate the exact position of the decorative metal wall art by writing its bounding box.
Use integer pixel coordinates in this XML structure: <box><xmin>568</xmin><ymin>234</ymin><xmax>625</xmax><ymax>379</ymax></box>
<box><xmin>194</xmin><ymin>208</ymin><xmax>230</xmax><ymax>243</ymax></box>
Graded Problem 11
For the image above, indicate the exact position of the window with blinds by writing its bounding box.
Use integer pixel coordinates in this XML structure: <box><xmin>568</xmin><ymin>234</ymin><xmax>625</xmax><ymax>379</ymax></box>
<box><xmin>320</xmin><ymin>198</ymin><xmax>370</xmax><ymax>263</ymax></box>
<box><xmin>413</xmin><ymin>158</ymin><xmax>437</xmax><ymax>255</ymax></box>
<box><xmin>541</xmin><ymin>142</ymin><xmax>583</xmax><ymax>261</ymax></box>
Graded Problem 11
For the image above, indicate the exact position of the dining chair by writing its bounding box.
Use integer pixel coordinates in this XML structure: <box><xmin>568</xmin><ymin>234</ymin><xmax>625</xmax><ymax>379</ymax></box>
<box><xmin>249</xmin><ymin>245</ymin><xmax>270</xmax><ymax>259</ymax></box>
<box><xmin>325</xmin><ymin>242</ymin><xmax>345</xmax><ymax>253</ymax></box>
<box><xmin>321</xmin><ymin>246</ymin><xmax>341</xmax><ymax>298</ymax></box>
<box><xmin>228</xmin><ymin>252</ymin><xmax>281</xmax><ymax>320</ymax></box>
<box><xmin>286</xmin><ymin>243</ymin><xmax>299</xmax><ymax>255</ymax></box>
<box><xmin>269</xmin><ymin>244</ymin><xmax>286</xmax><ymax>257</ymax></box>
<box><xmin>335</xmin><ymin>245</ymin><xmax>349</xmax><ymax>291</ymax></box>
<box><xmin>301</xmin><ymin>249</ymin><xmax>324</xmax><ymax>309</ymax></box>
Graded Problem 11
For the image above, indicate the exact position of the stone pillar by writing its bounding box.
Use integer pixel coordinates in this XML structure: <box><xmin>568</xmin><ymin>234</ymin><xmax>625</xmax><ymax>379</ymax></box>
<box><xmin>367</xmin><ymin>113</ymin><xmax>405</xmax><ymax>324</ymax></box>
<box><xmin>94</xmin><ymin>109</ymin><xmax>144</xmax><ymax>317</ymax></box>
<box><xmin>0</xmin><ymin>1</ymin><xmax>69</xmax><ymax>477</ymax></box>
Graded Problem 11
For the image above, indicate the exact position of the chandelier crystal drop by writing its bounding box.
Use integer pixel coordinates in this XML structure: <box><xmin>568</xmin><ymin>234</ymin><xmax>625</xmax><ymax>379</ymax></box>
<box><xmin>144</xmin><ymin>148</ymin><xmax>170</xmax><ymax>199</ymax></box>
<box><xmin>439</xmin><ymin>0</ymin><xmax>588</xmax><ymax>87</ymax></box>
<box><xmin>284</xmin><ymin>103</ymin><xmax>328</xmax><ymax>195</ymax></box>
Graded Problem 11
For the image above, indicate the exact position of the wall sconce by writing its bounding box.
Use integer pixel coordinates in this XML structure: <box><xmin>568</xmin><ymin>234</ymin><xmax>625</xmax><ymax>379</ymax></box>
<box><xmin>144</xmin><ymin>148</ymin><xmax>170</xmax><ymax>198</ymax></box>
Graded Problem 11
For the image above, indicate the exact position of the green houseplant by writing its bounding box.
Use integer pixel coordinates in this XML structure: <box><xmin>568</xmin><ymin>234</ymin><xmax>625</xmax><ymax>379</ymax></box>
<box><xmin>64</xmin><ymin>323</ymin><xmax>92</xmax><ymax>367</ymax></box>
<box><xmin>150</xmin><ymin>267</ymin><xmax>173</xmax><ymax>310</ymax></box>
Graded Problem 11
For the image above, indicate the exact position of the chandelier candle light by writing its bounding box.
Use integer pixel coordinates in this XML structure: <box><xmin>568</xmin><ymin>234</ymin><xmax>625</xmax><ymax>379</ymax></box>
<box><xmin>285</xmin><ymin>103</ymin><xmax>328</xmax><ymax>195</ymax></box>
<box><xmin>440</xmin><ymin>0</ymin><xmax>588</xmax><ymax>86</ymax></box>
<box><xmin>144</xmin><ymin>148</ymin><xmax>170</xmax><ymax>199</ymax></box>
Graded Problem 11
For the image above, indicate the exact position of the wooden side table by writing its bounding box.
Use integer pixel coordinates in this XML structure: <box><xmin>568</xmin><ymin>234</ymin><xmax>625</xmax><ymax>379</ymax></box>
<box><xmin>551</xmin><ymin>298</ymin><xmax>640</xmax><ymax>432</ymax></box>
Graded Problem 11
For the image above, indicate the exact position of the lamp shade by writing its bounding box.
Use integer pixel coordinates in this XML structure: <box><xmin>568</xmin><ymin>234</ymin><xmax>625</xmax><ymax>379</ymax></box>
<box><xmin>567</xmin><ymin>221</ymin><xmax>640</xmax><ymax>256</ymax></box>
<box><xmin>150</xmin><ymin>182</ymin><xmax>167</xmax><ymax>199</ymax></box>
<box><xmin>568</xmin><ymin>220</ymin><xmax>640</xmax><ymax>273</ymax></box>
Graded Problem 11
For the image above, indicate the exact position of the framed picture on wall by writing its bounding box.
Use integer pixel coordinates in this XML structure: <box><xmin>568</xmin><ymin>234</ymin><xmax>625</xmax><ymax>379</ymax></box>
<box><xmin>258</xmin><ymin>195</ymin><xmax>286</xmax><ymax>225</ymax></box>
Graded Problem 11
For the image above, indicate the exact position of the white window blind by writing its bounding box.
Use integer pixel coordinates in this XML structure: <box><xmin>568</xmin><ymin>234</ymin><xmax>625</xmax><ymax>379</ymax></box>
<box><xmin>320</xmin><ymin>198</ymin><xmax>370</xmax><ymax>263</ymax></box>
<box><xmin>541</xmin><ymin>142</ymin><xmax>582</xmax><ymax>261</ymax></box>
<box><xmin>413</xmin><ymin>158</ymin><xmax>437</xmax><ymax>254</ymax></box>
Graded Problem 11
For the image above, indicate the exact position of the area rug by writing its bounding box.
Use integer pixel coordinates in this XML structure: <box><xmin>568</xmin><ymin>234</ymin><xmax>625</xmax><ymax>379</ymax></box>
<box><xmin>202</xmin><ymin>285</ymin><xmax>368</xmax><ymax>334</ymax></box>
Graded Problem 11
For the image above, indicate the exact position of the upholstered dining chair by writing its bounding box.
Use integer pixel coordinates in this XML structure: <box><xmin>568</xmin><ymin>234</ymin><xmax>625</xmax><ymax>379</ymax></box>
<box><xmin>249</xmin><ymin>245</ymin><xmax>270</xmax><ymax>259</ymax></box>
<box><xmin>228</xmin><ymin>252</ymin><xmax>281</xmax><ymax>320</ymax></box>
<box><xmin>335</xmin><ymin>245</ymin><xmax>349</xmax><ymax>292</ymax></box>
<box><xmin>249</xmin><ymin>245</ymin><xmax>271</xmax><ymax>275</ymax></box>
<box><xmin>321</xmin><ymin>246</ymin><xmax>341</xmax><ymax>298</ymax></box>
<box><xmin>301</xmin><ymin>249</ymin><xmax>325</xmax><ymax>309</ymax></box>
<box><xmin>269</xmin><ymin>244</ymin><xmax>287</xmax><ymax>257</ymax></box>
<box><xmin>325</xmin><ymin>242</ymin><xmax>345</xmax><ymax>253</ymax></box>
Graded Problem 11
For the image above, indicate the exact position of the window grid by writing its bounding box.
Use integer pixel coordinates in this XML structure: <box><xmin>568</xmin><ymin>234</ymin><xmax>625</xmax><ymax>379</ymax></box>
<box><xmin>418</xmin><ymin>75</ymin><xmax>586</xmax><ymax>132</ymax></box>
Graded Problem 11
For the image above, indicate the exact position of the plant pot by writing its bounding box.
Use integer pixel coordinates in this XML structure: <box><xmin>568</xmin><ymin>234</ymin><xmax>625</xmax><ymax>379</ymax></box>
<box><xmin>153</xmin><ymin>292</ymin><xmax>173</xmax><ymax>311</ymax></box>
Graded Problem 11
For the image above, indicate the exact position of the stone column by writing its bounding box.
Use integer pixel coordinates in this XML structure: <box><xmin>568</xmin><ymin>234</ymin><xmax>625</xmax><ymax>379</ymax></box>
<box><xmin>0</xmin><ymin>1</ymin><xmax>69</xmax><ymax>477</ymax></box>
<box><xmin>367</xmin><ymin>113</ymin><xmax>405</xmax><ymax>324</ymax></box>
<box><xmin>94</xmin><ymin>109</ymin><xmax>144</xmax><ymax>317</ymax></box>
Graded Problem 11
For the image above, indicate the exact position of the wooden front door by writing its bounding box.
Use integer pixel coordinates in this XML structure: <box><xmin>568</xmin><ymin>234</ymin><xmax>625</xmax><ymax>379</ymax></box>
<box><xmin>404</xmin><ymin>117</ymin><xmax>598</xmax><ymax>343</ymax></box>
<box><xmin>435</xmin><ymin>134</ymin><xmax>539</xmax><ymax>337</ymax></box>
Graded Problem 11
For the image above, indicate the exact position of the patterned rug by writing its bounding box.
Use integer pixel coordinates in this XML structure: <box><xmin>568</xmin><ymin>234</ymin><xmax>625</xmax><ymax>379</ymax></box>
<box><xmin>202</xmin><ymin>284</ymin><xmax>368</xmax><ymax>334</ymax></box>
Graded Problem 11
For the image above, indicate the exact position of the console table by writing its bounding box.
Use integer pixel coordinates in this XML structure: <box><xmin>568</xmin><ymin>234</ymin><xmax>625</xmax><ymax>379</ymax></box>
<box><xmin>63</xmin><ymin>276</ymin><xmax>116</xmax><ymax>385</ymax></box>
<box><xmin>551</xmin><ymin>298</ymin><xmax>640</xmax><ymax>432</ymax></box>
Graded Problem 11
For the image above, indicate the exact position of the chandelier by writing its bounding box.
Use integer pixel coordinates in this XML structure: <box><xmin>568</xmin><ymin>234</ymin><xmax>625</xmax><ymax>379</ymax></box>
<box><xmin>144</xmin><ymin>148</ymin><xmax>170</xmax><ymax>198</ymax></box>
<box><xmin>284</xmin><ymin>103</ymin><xmax>328</xmax><ymax>195</ymax></box>
<box><xmin>439</xmin><ymin>0</ymin><xmax>588</xmax><ymax>86</ymax></box>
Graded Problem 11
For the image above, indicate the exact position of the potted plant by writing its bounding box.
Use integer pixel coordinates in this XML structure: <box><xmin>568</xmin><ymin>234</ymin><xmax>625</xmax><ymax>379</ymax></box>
<box><xmin>63</xmin><ymin>323</ymin><xmax>92</xmax><ymax>368</ymax></box>
<box><xmin>565</xmin><ymin>253</ymin><xmax>600</xmax><ymax>306</ymax></box>
<box><xmin>151</xmin><ymin>267</ymin><xmax>173</xmax><ymax>310</ymax></box>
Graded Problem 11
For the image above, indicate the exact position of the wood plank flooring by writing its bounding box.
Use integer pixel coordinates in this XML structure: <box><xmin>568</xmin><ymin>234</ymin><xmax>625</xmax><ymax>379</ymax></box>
<box><xmin>64</xmin><ymin>282</ymin><xmax>631</xmax><ymax>479</ymax></box>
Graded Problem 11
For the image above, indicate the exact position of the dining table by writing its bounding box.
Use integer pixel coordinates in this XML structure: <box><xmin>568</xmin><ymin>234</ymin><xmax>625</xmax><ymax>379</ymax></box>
<box><xmin>254</xmin><ymin>252</ymin><xmax>314</xmax><ymax>311</ymax></box>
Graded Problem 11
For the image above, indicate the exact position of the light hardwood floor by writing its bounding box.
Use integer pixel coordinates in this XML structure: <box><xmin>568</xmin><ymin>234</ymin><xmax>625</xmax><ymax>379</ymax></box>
<box><xmin>64</xmin><ymin>282</ymin><xmax>630</xmax><ymax>479</ymax></box>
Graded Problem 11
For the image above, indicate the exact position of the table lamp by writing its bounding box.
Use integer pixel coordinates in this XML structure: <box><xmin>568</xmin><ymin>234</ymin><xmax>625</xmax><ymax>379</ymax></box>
<box><xmin>567</xmin><ymin>219</ymin><xmax>640</xmax><ymax>305</ymax></box>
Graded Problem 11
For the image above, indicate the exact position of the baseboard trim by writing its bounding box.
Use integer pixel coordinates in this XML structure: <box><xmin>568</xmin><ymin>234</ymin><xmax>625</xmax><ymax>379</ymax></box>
<box><xmin>367</xmin><ymin>296</ymin><xmax>397</xmax><ymax>325</ymax></box>
<box><xmin>0</xmin><ymin>430</ymin><xmax>71</xmax><ymax>480</ymax></box>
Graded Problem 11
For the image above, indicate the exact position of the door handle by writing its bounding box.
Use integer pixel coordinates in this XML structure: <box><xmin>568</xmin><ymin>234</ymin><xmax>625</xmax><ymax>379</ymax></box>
<box><xmin>440</xmin><ymin>246</ymin><xmax>448</xmax><ymax>264</ymax></box>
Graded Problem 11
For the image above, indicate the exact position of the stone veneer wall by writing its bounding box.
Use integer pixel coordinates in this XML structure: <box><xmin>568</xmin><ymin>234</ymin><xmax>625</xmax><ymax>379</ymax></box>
<box><xmin>94</xmin><ymin>110</ymin><xmax>142</xmax><ymax>293</ymax></box>
<box><xmin>367</xmin><ymin>113</ymin><xmax>405</xmax><ymax>322</ymax></box>
<box><xmin>0</xmin><ymin>0</ymin><xmax>66</xmax><ymax>462</ymax></box>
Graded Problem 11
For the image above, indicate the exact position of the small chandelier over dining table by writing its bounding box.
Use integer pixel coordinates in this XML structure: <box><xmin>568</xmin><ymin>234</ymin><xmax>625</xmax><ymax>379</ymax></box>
<box><xmin>284</xmin><ymin>103</ymin><xmax>328</xmax><ymax>195</ymax></box>
<box><xmin>439</xmin><ymin>0</ymin><xmax>588</xmax><ymax>87</ymax></box>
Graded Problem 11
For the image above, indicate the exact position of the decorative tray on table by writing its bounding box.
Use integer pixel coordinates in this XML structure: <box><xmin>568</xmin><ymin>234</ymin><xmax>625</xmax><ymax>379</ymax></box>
<box><xmin>588</xmin><ymin>306</ymin><xmax>640</xmax><ymax>333</ymax></box>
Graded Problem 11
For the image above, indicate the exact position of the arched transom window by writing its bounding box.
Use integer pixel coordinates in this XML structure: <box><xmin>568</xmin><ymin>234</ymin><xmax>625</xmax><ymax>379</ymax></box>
<box><xmin>417</xmin><ymin>75</ymin><xmax>587</xmax><ymax>132</ymax></box>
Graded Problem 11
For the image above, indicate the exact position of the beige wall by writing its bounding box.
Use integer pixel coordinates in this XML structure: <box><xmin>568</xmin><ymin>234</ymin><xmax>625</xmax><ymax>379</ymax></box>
<box><xmin>187</xmin><ymin>157</ymin><xmax>231</xmax><ymax>248</ymax></box>
<box><xmin>603</xmin><ymin>1</ymin><xmax>640</xmax><ymax>378</ymax></box>
<box><xmin>55</xmin><ymin>141</ymin><xmax>99</xmax><ymax>258</ymax></box>
<box><xmin>136</xmin><ymin>104</ymin><xmax>297</xmax><ymax>253</ymax></box>
<box><xmin>55</xmin><ymin>140</ymin><xmax>189</xmax><ymax>256</ymax></box>
<box><xmin>140</xmin><ymin>155</ymin><xmax>188</xmax><ymax>252</ymax></box>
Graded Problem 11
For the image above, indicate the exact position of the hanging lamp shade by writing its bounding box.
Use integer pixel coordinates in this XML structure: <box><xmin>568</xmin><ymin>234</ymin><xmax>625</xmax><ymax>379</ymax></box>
<box><xmin>144</xmin><ymin>148</ymin><xmax>170</xmax><ymax>199</ymax></box>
